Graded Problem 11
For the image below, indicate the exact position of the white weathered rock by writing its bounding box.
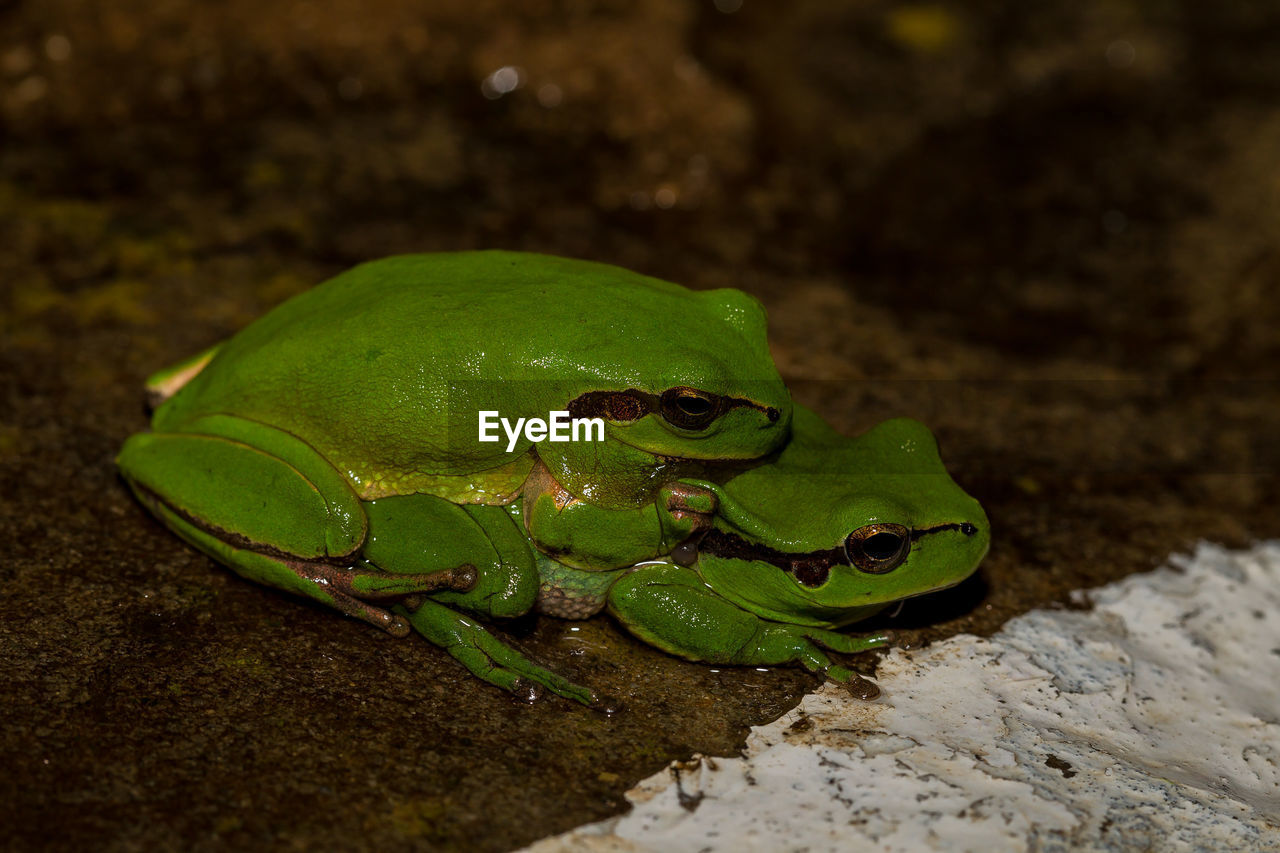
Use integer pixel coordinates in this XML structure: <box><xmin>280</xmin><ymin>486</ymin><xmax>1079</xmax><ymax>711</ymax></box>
<box><xmin>528</xmin><ymin>543</ymin><xmax>1280</xmax><ymax>852</ymax></box>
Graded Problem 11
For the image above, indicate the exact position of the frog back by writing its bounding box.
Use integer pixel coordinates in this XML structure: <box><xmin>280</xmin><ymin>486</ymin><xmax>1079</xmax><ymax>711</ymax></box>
<box><xmin>152</xmin><ymin>251</ymin><xmax>783</xmax><ymax>501</ymax></box>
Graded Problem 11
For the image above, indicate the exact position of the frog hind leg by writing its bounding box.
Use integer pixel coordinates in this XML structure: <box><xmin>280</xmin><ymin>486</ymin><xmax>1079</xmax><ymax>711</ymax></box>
<box><xmin>398</xmin><ymin>598</ymin><xmax>597</xmax><ymax>705</ymax></box>
<box><xmin>362</xmin><ymin>495</ymin><xmax>599</xmax><ymax>705</ymax></box>
<box><xmin>117</xmin><ymin>415</ymin><xmax>475</xmax><ymax>637</ymax></box>
<box><xmin>144</xmin><ymin>342</ymin><xmax>222</xmax><ymax>407</ymax></box>
<box><xmin>607</xmin><ymin>563</ymin><xmax>891</xmax><ymax>684</ymax></box>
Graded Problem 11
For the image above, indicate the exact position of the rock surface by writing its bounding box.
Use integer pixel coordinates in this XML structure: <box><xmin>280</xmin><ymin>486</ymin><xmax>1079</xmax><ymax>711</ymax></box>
<box><xmin>531</xmin><ymin>543</ymin><xmax>1280</xmax><ymax>852</ymax></box>
<box><xmin>2</xmin><ymin>1</ymin><xmax>1278</xmax><ymax>849</ymax></box>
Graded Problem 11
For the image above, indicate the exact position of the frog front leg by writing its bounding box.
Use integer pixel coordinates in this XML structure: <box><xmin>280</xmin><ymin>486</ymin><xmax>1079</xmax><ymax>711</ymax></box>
<box><xmin>607</xmin><ymin>563</ymin><xmax>891</xmax><ymax>684</ymax></box>
<box><xmin>361</xmin><ymin>495</ymin><xmax>599</xmax><ymax>705</ymax></box>
<box><xmin>117</xmin><ymin>414</ymin><xmax>477</xmax><ymax>637</ymax></box>
<box><xmin>522</xmin><ymin>460</ymin><xmax>716</xmax><ymax>570</ymax></box>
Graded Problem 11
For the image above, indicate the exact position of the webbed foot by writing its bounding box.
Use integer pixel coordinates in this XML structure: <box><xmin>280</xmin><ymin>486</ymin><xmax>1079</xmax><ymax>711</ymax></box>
<box><xmin>399</xmin><ymin>599</ymin><xmax>599</xmax><ymax>706</ymax></box>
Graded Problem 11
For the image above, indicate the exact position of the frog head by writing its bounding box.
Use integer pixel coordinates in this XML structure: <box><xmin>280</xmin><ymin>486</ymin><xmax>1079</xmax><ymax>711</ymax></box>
<box><xmin>538</xmin><ymin>281</ymin><xmax>793</xmax><ymax>506</ymax></box>
<box><xmin>562</xmin><ymin>286</ymin><xmax>791</xmax><ymax>458</ymax></box>
<box><xmin>686</xmin><ymin>408</ymin><xmax>989</xmax><ymax>628</ymax></box>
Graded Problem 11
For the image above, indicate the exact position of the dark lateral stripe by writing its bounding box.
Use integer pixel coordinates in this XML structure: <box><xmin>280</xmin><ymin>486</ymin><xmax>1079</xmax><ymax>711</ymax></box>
<box><xmin>567</xmin><ymin>388</ymin><xmax>780</xmax><ymax>424</ymax></box>
<box><xmin>722</xmin><ymin>396</ymin><xmax>782</xmax><ymax>422</ymax></box>
<box><xmin>702</xmin><ymin>521</ymin><xmax>979</xmax><ymax>568</ymax></box>
<box><xmin>699</xmin><ymin>529</ymin><xmax>845</xmax><ymax>573</ymax></box>
<box><xmin>911</xmin><ymin>522</ymin><xmax>978</xmax><ymax>541</ymax></box>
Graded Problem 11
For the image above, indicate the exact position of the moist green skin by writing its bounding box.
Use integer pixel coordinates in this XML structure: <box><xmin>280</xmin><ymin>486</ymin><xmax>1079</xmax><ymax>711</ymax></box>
<box><xmin>117</xmin><ymin>252</ymin><xmax>987</xmax><ymax>706</ymax></box>
<box><xmin>125</xmin><ymin>399</ymin><xmax>984</xmax><ymax>707</ymax></box>
<box><xmin>604</xmin><ymin>406</ymin><xmax>990</xmax><ymax>688</ymax></box>
<box><xmin>691</xmin><ymin>407</ymin><xmax>990</xmax><ymax>628</ymax></box>
<box><xmin>148</xmin><ymin>251</ymin><xmax>791</xmax><ymax>509</ymax></box>
<box><xmin>131</xmin><ymin>251</ymin><xmax>791</xmax><ymax>573</ymax></box>
<box><xmin>118</xmin><ymin>252</ymin><xmax>792</xmax><ymax>704</ymax></box>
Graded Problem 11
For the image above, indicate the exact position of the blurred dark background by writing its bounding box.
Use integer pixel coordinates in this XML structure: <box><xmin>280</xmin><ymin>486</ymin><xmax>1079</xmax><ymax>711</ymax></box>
<box><xmin>2</xmin><ymin>1</ymin><xmax>1277</xmax><ymax>849</ymax></box>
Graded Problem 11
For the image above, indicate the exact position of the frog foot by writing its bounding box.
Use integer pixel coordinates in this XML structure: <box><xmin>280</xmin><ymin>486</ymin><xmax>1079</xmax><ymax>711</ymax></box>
<box><xmin>510</xmin><ymin>680</ymin><xmax>621</xmax><ymax>713</ymax></box>
<box><xmin>807</xmin><ymin>629</ymin><xmax>893</xmax><ymax>699</ymax></box>
<box><xmin>664</xmin><ymin>481</ymin><xmax>716</xmax><ymax>520</ymax></box>
<box><xmin>659</xmin><ymin>482</ymin><xmax>717</xmax><ymax>566</ymax></box>
<box><xmin>840</xmin><ymin>673</ymin><xmax>881</xmax><ymax>701</ymax></box>
<box><xmin>399</xmin><ymin>599</ymin><xmax>599</xmax><ymax>706</ymax></box>
<box><xmin>292</xmin><ymin>560</ymin><xmax>479</xmax><ymax>638</ymax></box>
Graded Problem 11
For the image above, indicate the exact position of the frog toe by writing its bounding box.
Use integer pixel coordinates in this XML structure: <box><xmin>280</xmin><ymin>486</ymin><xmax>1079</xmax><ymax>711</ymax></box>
<box><xmin>399</xmin><ymin>599</ymin><xmax>598</xmax><ymax>706</ymax></box>
<box><xmin>509</xmin><ymin>679</ymin><xmax>543</xmax><ymax>704</ymax></box>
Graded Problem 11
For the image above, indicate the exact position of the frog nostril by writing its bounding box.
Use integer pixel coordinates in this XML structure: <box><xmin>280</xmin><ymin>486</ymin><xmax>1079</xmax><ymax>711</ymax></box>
<box><xmin>961</xmin><ymin>522</ymin><xmax>978</xmax><ymax>537</ymax></box>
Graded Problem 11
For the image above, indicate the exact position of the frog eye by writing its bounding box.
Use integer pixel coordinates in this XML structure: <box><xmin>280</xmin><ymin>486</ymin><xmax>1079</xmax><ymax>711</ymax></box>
<box><xmin>659</xmin><ymin>387</ymin><xmax>722</xmax><ymax>430</ymax></box>
<box><xmin>844</xmin><ymin>523</ymin><xmax>910</xmax><ymax>574</ymax></box>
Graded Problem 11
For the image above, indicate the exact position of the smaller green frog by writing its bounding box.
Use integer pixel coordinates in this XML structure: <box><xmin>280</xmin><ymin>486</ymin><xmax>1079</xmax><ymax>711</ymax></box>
<box><xmin>603</xmin><ymin>406</ymin><xmax>989</xmax><ymax>691</ymax></box>
<box><xmin>385</xmin><ymin>405</ymin><xmax>988</xmax><ymax>704</ymax></box>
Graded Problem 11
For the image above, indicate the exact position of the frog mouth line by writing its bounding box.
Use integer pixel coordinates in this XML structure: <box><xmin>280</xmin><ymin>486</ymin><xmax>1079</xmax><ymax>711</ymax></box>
<box><xmin>697</xmin><ymin>522</ymin><xmax>979</xmax><ymax>587</ymax></box>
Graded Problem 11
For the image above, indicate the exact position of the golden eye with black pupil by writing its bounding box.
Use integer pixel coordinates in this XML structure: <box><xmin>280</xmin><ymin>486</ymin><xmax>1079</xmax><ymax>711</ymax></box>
<box><xmin>658</xmin><ymin>387</ymin><xmax>721</xmax><ymax>430</ymax></box>
<box><xmin>844</xmin><ymin>523</ymin><xmax>910</xmax><ymax>574</ymax></box>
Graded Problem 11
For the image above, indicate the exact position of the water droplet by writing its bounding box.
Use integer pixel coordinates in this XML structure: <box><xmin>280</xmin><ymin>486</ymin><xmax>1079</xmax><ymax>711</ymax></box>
<box><xmin>481</xmin><ymin>65</ymin><xmax>524</xmax><ymax>99</ymax></box>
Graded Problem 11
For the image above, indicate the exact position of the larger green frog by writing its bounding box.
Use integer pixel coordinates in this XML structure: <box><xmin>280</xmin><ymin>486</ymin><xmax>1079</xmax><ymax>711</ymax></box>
<box><xmin>119</xmin><ymin>251</ymin><xmax>792</xmax><ymax>640</ymax></box>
